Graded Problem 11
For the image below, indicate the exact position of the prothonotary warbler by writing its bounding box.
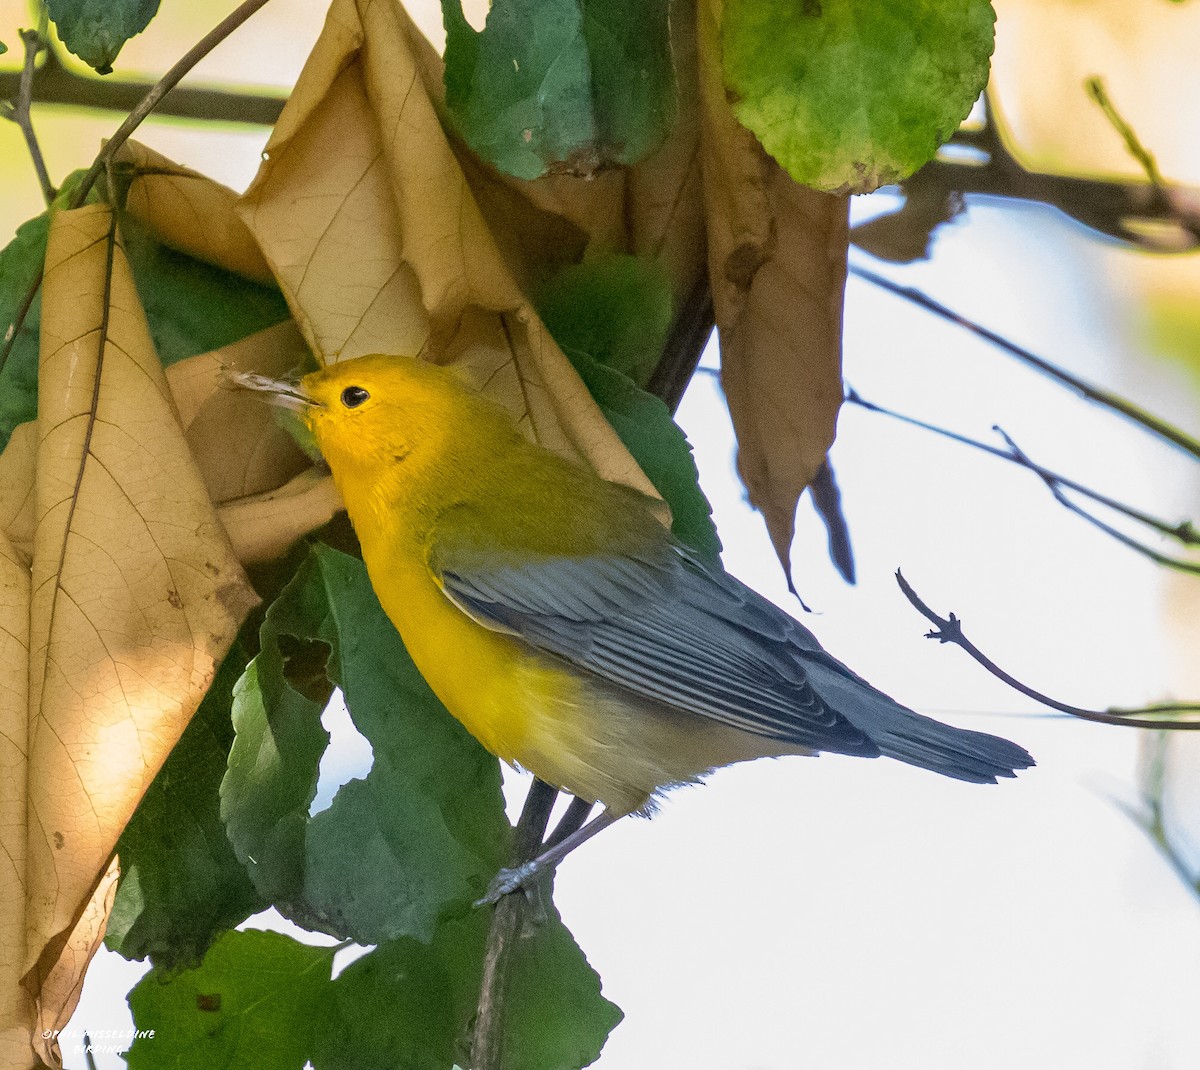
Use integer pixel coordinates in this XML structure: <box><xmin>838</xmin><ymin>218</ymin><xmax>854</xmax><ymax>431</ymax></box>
<box><xmin>235</xmin><ymin>354</ymin><xmax>1033</xmax><ymax>895</ymax></box>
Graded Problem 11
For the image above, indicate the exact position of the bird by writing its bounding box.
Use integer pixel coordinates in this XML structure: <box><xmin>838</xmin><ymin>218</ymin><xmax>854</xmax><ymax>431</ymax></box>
<box><xmin>233</xmin><ymin>354</ymin><xmax>1033</xmax><ymax>895</ymax></box>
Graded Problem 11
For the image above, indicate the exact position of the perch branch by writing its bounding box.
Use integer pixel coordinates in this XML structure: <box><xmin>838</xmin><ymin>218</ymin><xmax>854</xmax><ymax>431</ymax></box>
<box><xmin>71</xmin><ymin>0</ymin><xmax>276</xmax><ymax>207</ymax></box>
<box><xmin>471</xmin><ymin>779</ymin><xmax>558</xmax><ymax>1070</ymax></box>
<box><xmin>894</xmin><ymin>570</ymin><xmax>1200</xmax><ymax>729</ymax></box>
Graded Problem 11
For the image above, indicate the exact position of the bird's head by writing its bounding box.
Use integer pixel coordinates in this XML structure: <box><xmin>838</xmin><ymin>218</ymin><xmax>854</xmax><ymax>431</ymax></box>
<box><xmin>228</xmin><ymin>353</ymin><xmax>516</xmax><ymax>485</ymax></box>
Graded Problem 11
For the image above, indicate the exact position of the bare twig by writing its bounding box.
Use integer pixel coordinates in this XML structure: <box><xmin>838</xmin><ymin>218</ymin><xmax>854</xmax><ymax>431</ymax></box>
<box><xmin>472</xmin><ymin>779</ymin><xmax>558</xmax><ymax>1070</ymax></box>
<box><xmin>2</xmin><ymin>0</ymin><xmax>275</xmax><ymax>380</ymax></box>
<box><xmin>1085</xmin><ymin>76</ymin><xmax>1168</xmax><ymax>193</ymax></box>
<box><xmin>0</xmin><ymin>42</ymin><xmax>285</xmax><ymax>126</ymax></box>
<box><xmin>993</xmin><ymin>425</ymin><xmax>1200</xmax><ymax>575</ymax></box>
<box><xmin>2</xmin><ymin>29</ymin><xmax>54</xmax><ymax>204</ymax></box>
<box><xmin>895</xmin><ymin>570</ymin><xmax>1200</xmax><ymax>729</ymax></box>
<box><xmin>845</xmin><ymin>387</ymin><xmax>1200</xmax><ymax>549</ymax></box>
<box><xmin>849</xmin><ymin>264</ymin><xmax>1200</xmax><ymax>463</ymax></box>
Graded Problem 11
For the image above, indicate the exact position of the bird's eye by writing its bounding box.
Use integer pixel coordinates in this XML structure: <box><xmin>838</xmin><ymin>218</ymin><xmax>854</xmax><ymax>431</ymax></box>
<box><xmin>341</xmin><ymin>385</ymin><xmax>370</xmax><ymax>409</ymax></box>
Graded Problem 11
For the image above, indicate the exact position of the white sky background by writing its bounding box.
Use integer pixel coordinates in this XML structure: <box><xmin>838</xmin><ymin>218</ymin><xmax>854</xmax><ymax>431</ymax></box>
<box><xmin>1</xmin><ymin>0</ymin><xmax>1198</xmax><ymax>1066</ymax></box>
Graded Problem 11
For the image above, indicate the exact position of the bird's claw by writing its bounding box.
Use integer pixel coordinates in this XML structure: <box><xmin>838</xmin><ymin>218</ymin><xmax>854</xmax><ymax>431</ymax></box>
<box><xmin>475</xmin><ymin>862</ymin><xmax>551</xmax><ymax>923</ymax></box>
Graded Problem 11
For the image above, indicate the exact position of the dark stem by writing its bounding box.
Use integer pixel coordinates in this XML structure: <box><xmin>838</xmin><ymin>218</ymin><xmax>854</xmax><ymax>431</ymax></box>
<box><xmin>647</xmin><ymin>274</ymin><xmax>715</xmax><ymax>415</ymax></box>
<box><xmin>894</xmin><ymin>570</ymin><xmax>1200</xmax><ymax>729</ymax></box>
<box><xmin>4</xmin><ymin>28</ymin><xmax>55</xmax><ymax>204</ymax></box>
<box><xmin>471</xmin><ymin>779</ymin><xmax>558</xmax><ymax>1070</ymax></box>
<box><xmin>849</xmin><ymin>264</ymin><xmax>1200</xmax><ymax>463</ymax></box>
<box><xmin>544</xmin><ymin>796</ymin><xmax>594</xmax><ymax>850</ymax></box>
<box><xmin>890</xmin><ymin>92</ymin><xmax>1199</xmax><ymax>252</ymax></box>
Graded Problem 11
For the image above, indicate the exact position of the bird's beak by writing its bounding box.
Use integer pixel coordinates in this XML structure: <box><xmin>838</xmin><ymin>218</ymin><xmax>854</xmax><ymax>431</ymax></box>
<box><xmin>221</xmin><ymin>368</ymin><xmax>318</xmax><ymax>413</ymax></box>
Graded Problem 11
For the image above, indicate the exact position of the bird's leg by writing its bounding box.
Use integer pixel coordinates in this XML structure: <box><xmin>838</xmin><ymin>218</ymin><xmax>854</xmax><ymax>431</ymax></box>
<box><xmin>545</xmin><ymin>796</ymin><xmax>594</xmax><ymax>849</ymax></box>
<box><xmin>477</xmin><ymin>809</ymin><xmax>619</xmax><ymax>906</ymax></box>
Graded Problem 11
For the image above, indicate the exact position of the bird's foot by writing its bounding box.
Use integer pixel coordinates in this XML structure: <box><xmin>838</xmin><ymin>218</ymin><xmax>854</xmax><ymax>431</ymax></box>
<box><xmin>472</xmin><ymin>858</ymin><xmax>544</xmax><ymax>906</ymax></box>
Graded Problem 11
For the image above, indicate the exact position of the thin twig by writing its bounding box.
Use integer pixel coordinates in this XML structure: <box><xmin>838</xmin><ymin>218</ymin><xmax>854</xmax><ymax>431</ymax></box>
<box><xmin>2</xmin><ymin>29</ymin><xmax>55</xmax><ymax>204</ymax></box>
<box><xmin>1085</xmin><ymin>76</ymin><xmax>1168</xmax><ymax>193</ymax></box>
<box><xmin>472</xmin><ymin>779</ymin><xmax>558</xmax><ymax>1070</ymax></box>
<box><xmin>894</xmin><ymin>570</ymin><xmax>1200</xmax><ymax>729</ymax></box>
<box><xmin>845</xmin><ymin>387</ymin><xmax>1200</xmax><ymax>548</ymax></box>
<box><xmin>2</xmin><ymin>0</ymin><xmax>275</xmax><ymax>380</ymax></box>
<box><xmin>993</xmin><ymin>426</ymin><xmax>1200</xmax><ymax>575</ymax></box>
<box><xmin>70</xmin><ymin>0</ymin><xmax>276</xmax><ymax>208</ymax></box>
<box><xmin>849</xmin><ymin>263</ymin><xmax>1200</xmax><ymax>463</ymax></box>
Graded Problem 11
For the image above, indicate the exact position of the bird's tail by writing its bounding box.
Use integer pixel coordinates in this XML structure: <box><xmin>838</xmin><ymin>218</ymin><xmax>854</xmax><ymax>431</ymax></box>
<box><xmin>801</xmin><ymin>658</ymin><xmax>1035</xmax><ymax>783</ymax></box>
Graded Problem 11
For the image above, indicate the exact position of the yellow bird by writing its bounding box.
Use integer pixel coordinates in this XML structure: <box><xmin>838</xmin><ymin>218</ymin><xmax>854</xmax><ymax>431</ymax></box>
<box><xmin>237</xmin><ymin>354</ymin><xmax>1032</xmax><ymax>892</ymax></box>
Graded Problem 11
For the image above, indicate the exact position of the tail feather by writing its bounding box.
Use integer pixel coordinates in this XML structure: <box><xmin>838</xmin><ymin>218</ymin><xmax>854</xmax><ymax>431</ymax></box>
<box><xmin>801</xmin><ymin>659</ymin><xmax>1035</xmax><ymax>783</ymax></box>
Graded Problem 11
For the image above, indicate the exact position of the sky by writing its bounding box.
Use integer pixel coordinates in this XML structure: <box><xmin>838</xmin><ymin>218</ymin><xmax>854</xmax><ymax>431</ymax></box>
<box><xmin>3</xmin><ymin>1</ymin><xmax>1200</xmax><ymax>1068</ymax></box>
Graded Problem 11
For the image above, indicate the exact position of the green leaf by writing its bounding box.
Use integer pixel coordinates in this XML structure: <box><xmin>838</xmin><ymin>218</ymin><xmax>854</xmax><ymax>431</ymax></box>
<box><xmin>0</xmin><ymin>213</ymin><xmax>49</xmax><ymax>451</ymax></box>
<box><xmin>563</xmin><ymin>352</ymin><xmax>721</xmax><ymax>563</ymax></box>
<box><xmin>0</xmin><ymin>40</ymin><xmax>8</xmax><ymax>56</ymax></box>
<box><xmin>221</xmin><ymin>544</ymin><xmax>509</xmax><ymax>944</ymax></box>
<box><xmin>106</xmin><ymin>645</ymin><xmax>266</xmax><ymax>969</ymax></box>
<box><xmin>47</xmin><ymin>0</ymin><xmax>160</xmax><ymax>74</ymax></box>
<box><xmin>126</xmin><ymin>929</ymin><xmax>335</xmax><ymax>1070</ymax></box>
<box><xmin>315</xmin><ymin>902</ymin><xmax>622</xmax><ymax>1070</ymax></box>
<box><xmin>121</xmin><ymin>215</ymin><xmax>292</xmax><ymax>367</ymax></box>
<box><xmin>442</xmin><ymin>0</ymin><xmax>674</xmax><ymax>179</ymax></box>
<box><xmin>722</xmin><ymin>0</ymin><xmax>996</xmax><ymax>193</ymax></box>
<box><xmin>537</xmin><ymin>256</ymin><xmax>674</xmax><ymax>389</ymax></box>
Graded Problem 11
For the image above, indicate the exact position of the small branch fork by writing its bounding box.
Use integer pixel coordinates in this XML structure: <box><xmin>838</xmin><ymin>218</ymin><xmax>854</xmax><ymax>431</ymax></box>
<box><xmin>894</xmin><ymin>570</ymin><xmax>1200</xmax><ymax>729</ymax></box>
<box><xmin>2</xmin><ymin>28</ymin><xmax>54</xmax><ymax>204</ymax></box>
<box><xmin>845</xmin><ymin>388</ymin><xmax>1200</xmax><ymax>573</ymax></box>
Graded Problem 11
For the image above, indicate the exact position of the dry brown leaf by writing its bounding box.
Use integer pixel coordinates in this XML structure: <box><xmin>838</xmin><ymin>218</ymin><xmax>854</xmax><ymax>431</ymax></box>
<box><xmin>165</xmin><ymin>321</ymin><xmax>312</xmax><ymax>505</ymax></box>
<box><xmin>0</xmin><ymin>203</ymin><xmax>259</xmax><ymax>1063</ymax></box>
<box><xmin>29</xmin><ymin>857</ymin><xmax>119</xmax><ymax>1070</ymax></box>
<box><xmin>237</xmin><ymin>0</ymin><xmax>657</xmax><ymax>499</ymax></box>
<box><xmin>696</xmin><ymin>0</ymin><xmax>848</xmax><ymax>583</ymax></box>
<box><xmin>0</xmin><ymin>522</ymin><xmax>34</xmax><ymax>1070</ymax></box>
<box><xmin>217</xmin><ymin>468</ymin><xmax>343</xmax><ymax>566</ymax></box>
<box><xmin>115</xmin><ymin>140</ymin><xmax>276</xmax><ymax>285</ymax></box>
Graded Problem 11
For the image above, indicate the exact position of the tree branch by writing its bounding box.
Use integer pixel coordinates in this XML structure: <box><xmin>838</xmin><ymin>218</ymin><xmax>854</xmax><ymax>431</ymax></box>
<box><xmin>848</xmin><ymin>264</ymin><xmax>1200</xmax><ymax>463</ymax></box>
<box><xmin>0</xmin><ymin>38</ymin><xmax>285</xmax><ymax>126</ymax></box>
<box><xmin>471</xmin><ymin>779</ymin><xmax>558</xmax><ymax>1070</ymax></box>
<box><xmin>2</xmin><ymin>29</ymin><xmax>54</xmax><ymax>204</ymax></box>
<box><xmin>874</xmin><ymin>93</ymin><xmax>1200</xmax><ymax>255</ymax></box>
<box><xmin>894</xmin><ymin>570</ymin><xmax>1200</xmax><ymax>729</ymax></box>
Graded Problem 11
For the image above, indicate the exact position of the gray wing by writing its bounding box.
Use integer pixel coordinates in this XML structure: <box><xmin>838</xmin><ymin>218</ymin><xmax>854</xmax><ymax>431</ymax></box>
<box><xmin>435</xmin><ymin>540</ymin><xmax>1034</xmax><ymax>783</ymax></box>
